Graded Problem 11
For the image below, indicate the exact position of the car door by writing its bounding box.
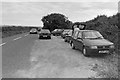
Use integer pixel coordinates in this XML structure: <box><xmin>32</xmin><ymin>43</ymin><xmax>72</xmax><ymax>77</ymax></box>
<box><xmin>76</xmin><ymin>31</ymin><xmax>83</xmax><ymax>51</ymax></box>
<box><xmin>68</xmin><ymin>30</ymin><xmax>72</xmax><ymax>41</ymax></box>
<box><xmin>72</xmin><ymin>31</ymin><xmax>79</xmax><ymax>48</ymax></box>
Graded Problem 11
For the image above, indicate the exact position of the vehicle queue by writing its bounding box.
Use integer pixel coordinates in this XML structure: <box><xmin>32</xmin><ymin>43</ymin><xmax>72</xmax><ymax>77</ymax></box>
<box><xmin>29</xmin><ymin>23</ymin><xmax>115</xmax><ymax>57</ymax></box>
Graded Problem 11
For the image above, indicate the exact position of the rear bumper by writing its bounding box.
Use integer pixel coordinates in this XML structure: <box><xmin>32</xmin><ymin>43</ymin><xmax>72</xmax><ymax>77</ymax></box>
<box><xmin>85</xmin><ymin>47</ymin><xmax>114</xmax><ymax>55</ymax></box>
<box><xmin>39</xmin><ymin>34</ymin><xmax>51</xmax><ymax>38</ymax></box>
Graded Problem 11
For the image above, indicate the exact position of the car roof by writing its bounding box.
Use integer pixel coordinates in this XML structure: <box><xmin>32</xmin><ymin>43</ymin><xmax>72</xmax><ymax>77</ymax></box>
<box><xmin>78</xmin><ymin>30</ymin><xmax>98</xmax><ymax>32</ymax></box>
<box><xmin>64</xmin><ymin>29</ymin><xmax>71</xmax><ymax>30</ymax></box>
<box><xmin>41</xmin><ymin>29</ymin><xmax>50</xmax><ymax>32</ymax></box>
<box><xmin>41</xmin><ymin>29</ymin><xmax>49</xmax><ymax>31</ymax></box>
<box><xmin>53</xmin><ymin>29</ymin><xmax>63</xmax><ymax>31</ymax></box>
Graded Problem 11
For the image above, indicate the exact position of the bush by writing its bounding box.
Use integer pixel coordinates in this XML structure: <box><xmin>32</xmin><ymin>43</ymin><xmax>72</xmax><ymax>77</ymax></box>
<box><xmin>2</xmin><ymin>25</ymin><xmax>30</xmax><ymax>38</ymax></box>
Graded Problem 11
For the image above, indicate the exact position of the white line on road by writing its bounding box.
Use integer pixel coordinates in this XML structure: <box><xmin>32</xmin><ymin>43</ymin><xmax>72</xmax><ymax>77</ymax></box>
<box><xmin>0</xmin><ymin>42</ymin><xmax>6</xmax><ymax>46</ymax></box>
<box><xmin>24</xmin><ymin>34</ymin><xmax>29</xmax><ymax>36</ymax></box>
<box><xmin>13</xmin><ymin>37</ymin><xmax>22</xmax><ymax>41</ymax></box>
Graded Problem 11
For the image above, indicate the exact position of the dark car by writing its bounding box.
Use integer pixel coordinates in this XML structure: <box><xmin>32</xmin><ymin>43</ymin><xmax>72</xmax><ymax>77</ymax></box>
<box><xmin>38</xmin><ymin>29</ymin><xmax>51</xmax><ymax>39</ymax></box>
<box><xmin>70</xmin><ymin>30</ymin><xmax>114</xmax><ymax>56</ymax></box>
<box><xmin>29</xmin><ymin>28</ymin><xmax>38</xmax><ymax>34</ymax></box>
<box><xmin>61</xmin><ymin>29</ymin><xmax>72</xmax><ymax>38</ymax></box>
<box><xmin>51</xmin><ymin>29</ymin><xmax>64</xmax><ymax>36</ymax></box>
<box><xmin>64</xmin><ymin>30</ymin><xmax>73</xmax><ymax>43</ymax></box>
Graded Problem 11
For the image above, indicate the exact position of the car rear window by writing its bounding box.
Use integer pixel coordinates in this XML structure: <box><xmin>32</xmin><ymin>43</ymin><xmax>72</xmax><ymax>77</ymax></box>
<box><xmin>41</xmin><ymin>30</ymin><xmax>50</xmax><ymax>33</ymax></box>
<box><xmin>31</xmin><ymin>28</ymin><xmax>37</xmax><ymax>31</ymax></box>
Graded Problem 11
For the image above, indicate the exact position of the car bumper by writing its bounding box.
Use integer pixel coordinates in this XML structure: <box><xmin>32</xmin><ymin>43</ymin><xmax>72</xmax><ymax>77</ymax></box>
<box><xmin>39</xmin><ymin>34</ymin><xmax>51</xmax><ymax>37</ymax></box>
<box><xmin>85</xmin><ymin>47</ymin><xmax>114</xmax><ymax>55</ymax></box>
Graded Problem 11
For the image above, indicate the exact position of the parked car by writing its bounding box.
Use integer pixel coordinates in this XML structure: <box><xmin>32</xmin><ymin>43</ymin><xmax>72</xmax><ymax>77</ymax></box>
<box><xmin>29</xmin><ymin>28</ymin><xmax>38</xmax><ymax>34</ymax></box>
<box><xmin>38</xmin><ymin>29</ymin><xmax>51</xmax><ymax>39</ymax></box>
<box><xmin>61</xmin><ymin>29</ymin><xmax>72</xmax><ymax>38</ymax></box>
<box><xmin>64</xmin><ymin>30</ymin><xmax>73</xmax><ymax>43</ymax></box>
<box><xmin>38</xmin><ymin>27</ymin><xmax>41</xmax><ymax>32</ymax></box>
<box><xmin>70</xmin><ymin>30</ymin><xmax>115</xmax><ymax>56</ymax></box>
<box><xmin>51</xmin><ymin>29</ymin><xmax>64</xmax><ymax>36</ymax></box>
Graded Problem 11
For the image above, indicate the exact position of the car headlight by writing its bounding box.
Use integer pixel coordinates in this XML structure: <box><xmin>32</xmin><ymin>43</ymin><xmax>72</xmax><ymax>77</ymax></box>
<box><xmin>110</xmin><ymin>45</ymin><xmax>114</xmax><ymax>48</ymax></box>
<box><xmin>90</xmin><ymin>46</ymin><xmax>97</xmax><ymax>49</ymax></box>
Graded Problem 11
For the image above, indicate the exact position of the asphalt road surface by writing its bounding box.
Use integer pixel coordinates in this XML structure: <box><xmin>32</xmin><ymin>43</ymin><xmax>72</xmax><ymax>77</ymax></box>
<box><xmin>1</xmin><ymin>33</ymin><xmax>118</xmax><ymax>78</ymax></box>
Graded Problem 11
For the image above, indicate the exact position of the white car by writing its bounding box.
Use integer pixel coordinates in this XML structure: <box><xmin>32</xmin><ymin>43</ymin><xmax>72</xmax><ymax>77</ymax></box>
<box><xmin>30</xmin><ymin>28</ymin><xmax>38</xmax><ymax>34</ymax></box>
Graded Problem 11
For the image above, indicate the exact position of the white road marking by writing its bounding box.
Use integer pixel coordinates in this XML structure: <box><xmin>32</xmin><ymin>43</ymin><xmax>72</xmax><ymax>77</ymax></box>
<box><xmin>13</xmin><ymin>37</ymin><xmax>22</xmax><ymax>41</ymax></box>
<box><xmin>24</xmin><ymin>34</ymin><xmax>29</xmax><ymax>36</ymax></box>
<box><xmin>0</xmin><ymin>42</ymin><xmax>6</xmax><ymax>46</ymax></box>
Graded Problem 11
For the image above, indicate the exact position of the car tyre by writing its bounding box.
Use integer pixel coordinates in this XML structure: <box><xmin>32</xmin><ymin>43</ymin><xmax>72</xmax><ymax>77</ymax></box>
<box><xmin>49</xmin><ymin>36</ymin><xmax>51</xmax><ymax>39</ymax></box>
<box><xmin>83</xmin><ymin>47</ymin><xmax>89</xmax><ymax>57</ymax></box>
<box><xmin>69</xmin><ymin>40</ymin><xmax>71</xmax><ymax>44</ymax></box>
<box><xmin>71</xmin><ymin>42</ymin><xmax>75</xmax><ymax>49</ymax></box>
<box><xmin>39</xmin><ymin>36</ymin><xmax>42</xmax><ymax>39</ymax></box>
<box><xmin>64</xmin><ymin>39</ymin><xmax>67</xmax><ymax>42</ymax></box>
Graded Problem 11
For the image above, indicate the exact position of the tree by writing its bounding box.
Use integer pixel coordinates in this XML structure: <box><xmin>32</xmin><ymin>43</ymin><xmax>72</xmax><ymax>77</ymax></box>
<box><xmin>41</xmin><ymin>13</ymin><xmax>73</xmax><ymax>31</ymax></box>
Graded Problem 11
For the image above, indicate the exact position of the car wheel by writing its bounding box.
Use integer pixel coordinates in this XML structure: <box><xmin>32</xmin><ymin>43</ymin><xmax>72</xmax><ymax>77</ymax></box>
<box><xmin>49</xmin><ymin>36</ymin><xmax>51</xmax><ymax>39</ymax></box>
<box><xmin>83</xmin><ymin>47</ymin><xmax>89</xmax><ymax>57</ymax></box>
<box><xmin>71</xmin><ymin>42</ymin><xmax>75</xmax><ymax>49</ymax></box>
<box><xmin>64</xmin><ymin>39</ymin><xmax>67</xmax><ymax>42</ymax></box>
<box><xmin>68</xmin><ymin>40</ymin><xmax>70</xmax><ymax>43</ymax></box>
<box><xmin>39</xmin><ymin>36</ymin><xmax>42</xmax><ymax>39</ymax></box>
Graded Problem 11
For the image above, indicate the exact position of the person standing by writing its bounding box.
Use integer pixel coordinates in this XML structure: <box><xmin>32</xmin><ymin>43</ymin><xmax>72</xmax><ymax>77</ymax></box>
<box><xmin>72</xmin><ymin>24</ymin><xmax>79</xmax><ymax>36</ymax></box>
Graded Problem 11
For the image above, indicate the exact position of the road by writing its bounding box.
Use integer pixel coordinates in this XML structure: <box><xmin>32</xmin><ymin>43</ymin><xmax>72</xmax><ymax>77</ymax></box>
<box><xmin>1</xmin><ymin>33</ymin><xmax>118</xmax><ymax>78</ymax></box>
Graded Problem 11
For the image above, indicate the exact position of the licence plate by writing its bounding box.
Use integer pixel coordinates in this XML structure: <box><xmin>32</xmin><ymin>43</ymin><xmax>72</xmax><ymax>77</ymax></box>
<box><xmin>43</xmin><ymin>35</ymin><xmax>47</xmax><ymax>37</ymax></box>
<box><xmin>99</xmin><ymin>50</ymin><xmax>109</xmax><ymax>53</ymax></box>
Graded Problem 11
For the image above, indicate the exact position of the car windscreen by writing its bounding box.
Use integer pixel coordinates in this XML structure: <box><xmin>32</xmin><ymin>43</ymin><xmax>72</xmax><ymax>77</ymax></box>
<box><xmin>83</xmin><ymin>31</ymin><xmax>103</xmax><ymax>39</ymax></box>
<box><xmin>31</xmin><ymin>29</ymin><xmax>37</xmax><ymax>31</ymax></box>
<box><xmin>63</xmin><ymin>30</ymin><xmax>70</xmax><ymax>33</ymax></box>
<box><xmin>41</xmin><ymin>30</ymin><xmax>50</xmax><ymax>33</ymax></box>
<box><xmin>53</xmin><ymin>29</ymin><xmax>62</xmax><ymax>32</ymax></box>
<box><xmin>53</xmin><ymin>29</ymin><xmax>58</xmax><ymax>31</ymax></box>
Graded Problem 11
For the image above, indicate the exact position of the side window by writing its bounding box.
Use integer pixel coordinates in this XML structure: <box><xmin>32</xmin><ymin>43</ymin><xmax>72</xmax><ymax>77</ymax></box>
<box><xmin>77</xmin><ymin>32</ymin><xmax>82</xmax><ymax>38</ymax></box>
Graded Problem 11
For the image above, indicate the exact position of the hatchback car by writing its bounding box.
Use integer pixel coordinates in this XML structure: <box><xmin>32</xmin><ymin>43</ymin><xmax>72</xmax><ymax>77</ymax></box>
<box><xmin>38</xmin><ymin>29</ymin><xmax>51</xmax><ymax>39</ymax></box>
<box><xmin>61</xmin><ymin>29</ymin><xmax>72</xmax><ymax>38</ymax></box>
<box><xmin>70</xmin><ymin>30</ymin><xmax>114</xmax><ymax>56</ymax></box>
<box><xmin>51</xmin><ymin>29</ymin><xmax>64</xmax><ymax>36</ymax></box>
<box><xmin>64</xmin><ymin>30</ymin><xmax>73</xmax><ymax>43</ymax></box>
<box><xmin>29</xmin><ymin>28</ymin><xmax>38</xmax><ymax>34</ymax></box>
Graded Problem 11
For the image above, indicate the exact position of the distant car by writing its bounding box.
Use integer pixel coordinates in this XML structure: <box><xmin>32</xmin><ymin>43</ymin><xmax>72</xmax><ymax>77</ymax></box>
<box><xmin>61</xmin><ymin>29</ymin><xmax>72</xmax><ymax>38</ymax></box>
<box><xmin>64</xmin><ymin>30</ymin><xmax>73</xmax><ymax>43</ymax></box>
<box><xmin>30</xmin><ymin>28</ymin><xmax>38</xmax><ymax>34</ymax></box>
<box><xmin>38</xmin><ymin>28</ymin><xmax>41</xmax><ymax>32</ymax></box>
<box><xmin>38</xmin><ymin>29</ymin><xmax>51</xmax><ymax>39</ymax></box>
<box><xmin>51</xmin><ymin>29</ymin><xmax>64</xmax><ymax>36</ymax></box>
<box><xmin>70</xmin><ymin>30</ymin><xmax>115</xmax><ymax>56</ymax></box>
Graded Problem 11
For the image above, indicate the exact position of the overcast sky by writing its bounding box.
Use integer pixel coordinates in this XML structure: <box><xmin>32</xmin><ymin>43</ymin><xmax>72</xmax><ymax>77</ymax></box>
<box><xmin>1</xmin><ymin>0</ymin><xmax>119</xmax><ymax>26</ymax></box>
